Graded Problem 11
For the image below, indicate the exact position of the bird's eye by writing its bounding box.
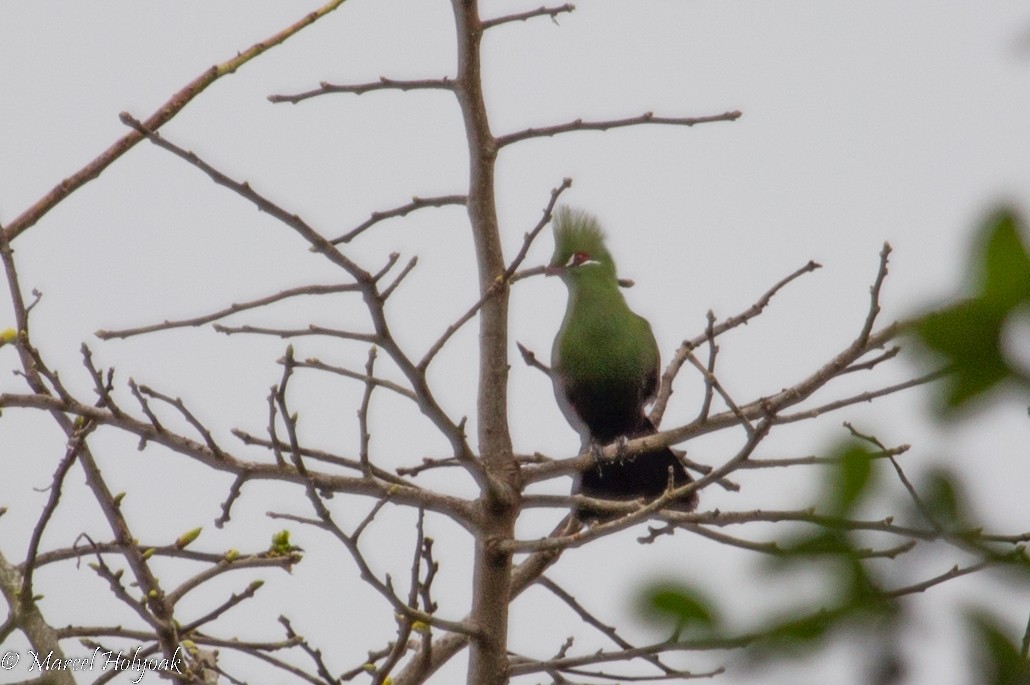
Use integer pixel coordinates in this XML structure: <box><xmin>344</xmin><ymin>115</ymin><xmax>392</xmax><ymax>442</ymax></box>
<box><xmin>565</xmin><ymin>251</ymin><xmax>591</xmax><ymax>268</ymax></box>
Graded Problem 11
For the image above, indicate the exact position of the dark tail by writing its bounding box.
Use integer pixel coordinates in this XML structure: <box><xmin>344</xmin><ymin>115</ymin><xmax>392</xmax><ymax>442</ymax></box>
<box><xmin>574</xmin><ymin>419</ymin><xmax>698</xmax><ymax>522</ymax></box>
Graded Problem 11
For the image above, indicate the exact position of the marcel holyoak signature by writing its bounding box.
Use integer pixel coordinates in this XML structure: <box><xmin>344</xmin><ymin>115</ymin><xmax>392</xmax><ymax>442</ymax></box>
<box><xmin>1</xmin><ymin>645</ymin><xmax>184</xmax><ymax>683</ymax></box>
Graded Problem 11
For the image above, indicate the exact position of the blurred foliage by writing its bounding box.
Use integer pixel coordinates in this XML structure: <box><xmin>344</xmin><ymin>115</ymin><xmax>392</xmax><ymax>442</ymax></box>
<box><xmin>969</xmin><ymin>610</ymin><xmax>1030</xmax><ymax>685</ymax></box>
<box><xmin>640</xmin><ymin>437</ymin><xmax>1029</xmax><ymax>681</ymax></box>
<box><xmin>640</xmin><ymin>581</ymin><xmax>719</xmax><ymax>638</ymax></box>
<box><xmin>755</xmin><ymin>441</ymin><xmax>896</xmax><ymax>655</ymax></box>
<box><xmin>914</xmin><ymin>208</ymin><xmax>1030</xmax><ymax>409</ymax></box>
<box><xmin>826</xmin><ymin>443</ymin><xmax>877</xmax><ymax>516</ymax></box>
<box><xmin>640</xmin><ymin>207</ymin><xmax>1030</xmax><ymax>682</ymax></box>
<box><xmin>916</xmin><ymin>465</ymin><xmax>969</xmax><ymax>531</ymax></box>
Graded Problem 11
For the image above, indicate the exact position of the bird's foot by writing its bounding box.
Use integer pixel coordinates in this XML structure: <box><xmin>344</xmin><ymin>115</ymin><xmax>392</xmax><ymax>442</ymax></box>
<box><xmin>588</xmin><ymin>437</ymin><xmax>629</xmax><ymax>464</ymax></box>
<box><xmin>613</xmin><ymin>435</ymin><xmax>630</xmax><ymax>462</ymax></box>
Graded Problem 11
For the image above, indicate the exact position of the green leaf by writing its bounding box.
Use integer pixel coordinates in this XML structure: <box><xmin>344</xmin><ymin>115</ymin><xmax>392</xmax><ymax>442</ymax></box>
<box><xmin>913</xmin><ymin>207</ymin><xmax>1030</xmax><ymax>409</ymax></box>
<box><xmin>919</xmin><ymin>467</ymin><xmax>967</xmax><ymax>529</ymax></box>
<box><xmin>269</xmin><ymin>529</ymin><xmax>294</xmax><ymax>556</ymax></box>
<box><xmin>780</xmin><ymin>530</ymin><xmax>852</xmax><ymax>557</ymax></box>
<box><xmin>766</xmin><ymin>610</ymin><xmax>835</xmax><ymax>643</ymax></box>
<box><xmin>967</xmin><ymin>609</ymin><xmax>1030</xmax><ymax>685</ymax></box>
<box><xmin>916</xmin><ymin>300</ymin><xmax>1009</xmax><ymax>407</ymax></box>
<box><xmin>641</xmin><ymin>582</ymin><xmax>717</xmax><ymax>630</ymax></box>
<box><xmin>830</xmin><ymin>444</ymin><xmax>875</xmax><ymax>514</ymax></box>
<box><xmin>978</xmin><ymin>209</ymin><xmax>1030</xmax><ymax>309</ymax></box>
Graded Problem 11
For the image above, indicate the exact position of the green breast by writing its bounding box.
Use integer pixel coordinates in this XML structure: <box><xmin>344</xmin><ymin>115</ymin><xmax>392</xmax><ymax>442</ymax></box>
<box><xmin>552</xmin><ymin>277</ymin><xmax>659</xmax><ymax>387</ymax></box>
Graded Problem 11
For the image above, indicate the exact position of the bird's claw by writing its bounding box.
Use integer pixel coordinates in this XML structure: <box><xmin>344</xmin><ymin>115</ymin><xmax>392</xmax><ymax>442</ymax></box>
<box><xmin>587</xmin><ymin>437</ymin><xmax>630</xmax><ymax>464</ymax></box>
<box><xmin>614</xmin><ymin>435</ymin><xmax>630</xmax><ymax>461</ymax></box>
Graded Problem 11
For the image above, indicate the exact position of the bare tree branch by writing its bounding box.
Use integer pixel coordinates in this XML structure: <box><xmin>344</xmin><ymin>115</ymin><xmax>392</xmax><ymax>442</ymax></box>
<box><xmin>292</xmin><ymin>356</ymin><xmax>418</xmax><ymax>402</ymax></box>
<box><xmin>3</xmin><ymin>6</ymin><xmax>1019</xmax><ymax>685</ymax></box>
<box><xmin>332</xmin><ymin>195</ymin><xmax>467</xmax><ymax>244</ymax></box>
<box><xmin>269</xmin><ymin>76</ymin><xmax>456</xmax><ymax>105</ymax></box>
<box><xmin>419</xmin><ymin>179</ymin><xmax>572</xmax><ymax>370</ymax></box>
<box><xmin>652</xmin><ymin>259</ymin><xmax>821</xmax><ymax>421</ymax></box>
<box><xmin>97</xmin><ymin>282</ymin><xmax>365</xmax><ymax>340</ymax></box>
<box><xmin>1</xmin><ymin>0</ymin><xmax>350</xmax><ymax>243</ymax></box>
<box><xmin>482</xmin><ymin>3</ymin><xmax>576</xmax><ymax>29</ymax></box>
<box><xmin>496</xmin><ymin>110</ymin><xmax>742</xmax><ymax>148</ymax></box>
<box><xmin>119</xmin><ymin>112</ymin><xmax>483</xmax><ymax>485</ymax></box>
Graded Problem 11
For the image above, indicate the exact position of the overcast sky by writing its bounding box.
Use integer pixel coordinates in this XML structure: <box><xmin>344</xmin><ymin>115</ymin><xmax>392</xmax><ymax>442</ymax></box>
<box><xmin>2</xmin><ymin>2</ymin><xmax>1029</xmax><ymax>684</ymax></box>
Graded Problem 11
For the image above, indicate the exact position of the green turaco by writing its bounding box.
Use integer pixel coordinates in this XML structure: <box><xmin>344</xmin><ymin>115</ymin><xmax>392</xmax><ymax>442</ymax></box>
<box><xmin>547</xmin><ymin>206</ymin><xmax>698</xmax><ymax>521</ymax></box>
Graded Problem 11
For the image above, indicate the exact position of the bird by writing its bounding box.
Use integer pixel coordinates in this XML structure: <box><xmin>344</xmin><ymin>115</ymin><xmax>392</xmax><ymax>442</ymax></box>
<box><xmin>546</xmin><ymin>206</ymin><xmax>698</xmax><ymax>522</ymax></box>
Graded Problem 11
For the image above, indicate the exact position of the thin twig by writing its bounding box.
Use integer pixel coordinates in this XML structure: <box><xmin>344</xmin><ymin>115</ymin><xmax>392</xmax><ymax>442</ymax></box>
<box><xmin>358</xmin><ymin>347</ymin><xmax>377</xmax><ymax>478</ymax></box>
<box><xmin>381</xmin><ymin>256</ymin><xmax>420</xmax><ymax>300</ymax></box>
<box><xmin>516</xmin><ymin>341</ymin><xmax>551</xmax><ymax>375</ymax></box>
<box><xmin>120</xmin><ymin>113</ymin><xmax>480</xmax><ymax>480</ymax></box>
<box><xmin>278</xmin><ymin>616</ymin><xmax>336</xmax><ymax>683</ymax></box>
<box><xmin>21</xmin><ymin>430</ymin><xmax>87</xmax><ymax>607</ymax></box>
<box><xmin>858</xmin><ymin>243</ymin><xmax>892</xmax><ymax>345</ymax></box>
<box><xmin>179</xmin><ymin>578</ymin><xmax>267</xmax><ymax>632</ymax></box>
<box><xmin>884</xmin><ymin>560</ymin><xmax>992</xmax><ymax>598</ymax></box>
<box><xmin>504</xmin><ymin>178</ymin><xmax>573</xmax><ymax>281</ymax></box>
<box><xmin>538</xmin><ymin>576</ymin><xmax>680</xmax><ymax>677</ymax></box>
<box><xmin>96</xmin><ymin>282</ymin><xmax>366</xmax><ymax>339</ymax></box>
<box><xmin>215</xmin><ymin>476</ymin><xmax>246</xmax><ymax>528</ymax></box>
<box><xmin>397</xmin><ymin>456</ymin><xmax>464</xmax><ymax>477</ymax></box>
<box><xmin>496</xmin><ymin>111</ymin><xmax>743</xmax><ymax>148</ymax></box>
<box><xmin>774</xmin><ymin>369</ymin><xmax>947</xmax><ymax>425</ymax></box>
<box><xmin>292</xmin><ymin>357</ymin><xmax>417</xmax><ymax>401</ymax></box>
<box><xmin>684</xmin><ymin>350</ymin><xmax>753</xmax><ymax>437</ymax></box>
<box><xmin>232</xmin><ymin>429</ymin><xmax>417</xmax><ymax>487</ymax></box>
<box><xmin>654</xmin><ymin>259</ymin><xmax>821</xmax><ymax>414</ymax></box>
<box><xmin>120</xmin><ymin>113</ymin><xmax>372</xmax><ymax>279</ymax></box>
<box><xmin>418</xmin><ymin>179</ymin><xmax>572</xmax><ymax>370</ymax></box>
<box><xmin>842</xmin><ymin>345</ymin><xmax>901</xmax><ymax>374</ymax></box>
<box><xmin>332</xmin><ymin>195</ymin><xmax>467</xmax><ymax>244</ymax></box>
<box><xmin>213</xmin><ymin>322</ymin><xmax>378</xmax><ymax>344</ymax></box>
<box><xmin>2</xmin><ymin>0</ymin><xmax>349</xmax><ymax>242</ymax></box>
<box><xmin>269</xmin><ymin>77</ymin><xmax>456</xmax><ymax>105</ymax></box>
<box><xmin>482</xmin><ymin>3</ymin><xmax>576</xmax><ymax>29</ymax></box>
<box><xmin>696</xmin><ymin>312</ymin><xmax>718</xmax><ymax>423</ymax></box>
<box><xmin>137</xmin><ymin>383</ymin><xmax>228</xmax><ymax>461</ymax></box>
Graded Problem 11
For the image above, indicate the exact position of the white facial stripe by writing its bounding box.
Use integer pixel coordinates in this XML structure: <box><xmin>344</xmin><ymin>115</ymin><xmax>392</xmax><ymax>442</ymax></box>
<box><xmin>564</xmin><ymin>252</ymin><xmax>602</xmax><ymax>269</ymax></box>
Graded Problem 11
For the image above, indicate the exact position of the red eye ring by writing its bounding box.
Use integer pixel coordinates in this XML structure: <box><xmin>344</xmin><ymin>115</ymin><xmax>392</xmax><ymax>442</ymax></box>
<box><xmin>565</xmin><ymin>251</ymin><xmax>591</xmax><ymax>267</ymax></box>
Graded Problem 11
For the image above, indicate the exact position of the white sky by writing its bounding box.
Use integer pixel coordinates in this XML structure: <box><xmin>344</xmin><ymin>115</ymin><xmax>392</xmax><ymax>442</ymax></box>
<box><xmin>1</xmin><ymin>2</ymin><xmax>1029</xmax><ymax>684</ymax></box>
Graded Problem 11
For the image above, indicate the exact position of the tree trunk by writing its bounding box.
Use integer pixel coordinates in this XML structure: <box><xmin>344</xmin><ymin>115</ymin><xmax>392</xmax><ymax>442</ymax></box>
<box><xmin>450</xmin><ymin>2</ymin><xmax>519</xmax><ymax>684</ymax></box>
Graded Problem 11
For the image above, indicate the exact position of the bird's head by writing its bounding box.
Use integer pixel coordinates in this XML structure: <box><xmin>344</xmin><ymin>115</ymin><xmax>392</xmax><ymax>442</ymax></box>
<box><xmin>545</xmin><ymin>206</ymin><xmax>617</xmax><ymax>282</ymax></box>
